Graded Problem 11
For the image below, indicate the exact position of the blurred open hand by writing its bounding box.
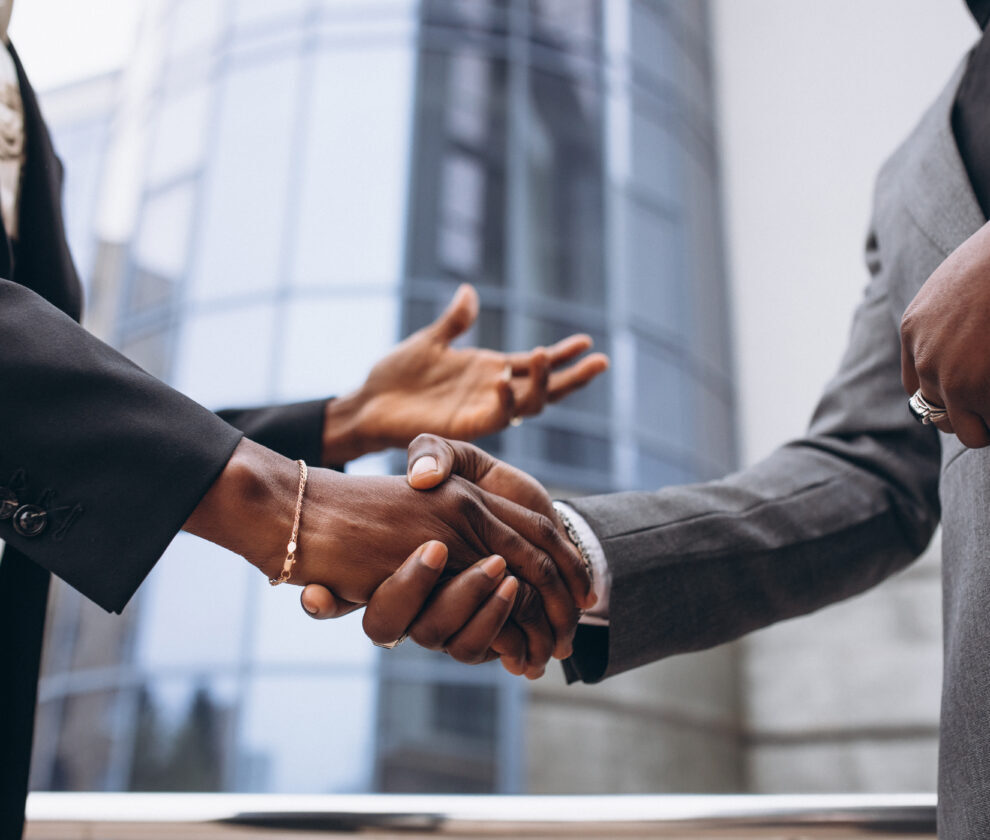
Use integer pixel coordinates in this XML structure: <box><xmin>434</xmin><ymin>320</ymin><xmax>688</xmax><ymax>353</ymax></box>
<box><xmin>323</xmin><ymin>284</ymin><xmax>608</xmax><ymax>462</ymax></box>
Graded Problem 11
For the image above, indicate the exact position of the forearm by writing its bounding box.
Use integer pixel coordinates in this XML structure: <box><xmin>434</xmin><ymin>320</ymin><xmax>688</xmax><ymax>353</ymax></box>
<box><xmin>0</xmin><ymin>279</ymin><xmax>243</xmax><ymax>613</ymax></box>
<box><xmin>183</xmin><ymin>438</ymin><xmax>299</xmax><ymax>580</ymax></box>
<box><xmin>568</xmin><ymin>432</ymin><xmax>939</xmax><ymax>682</ymax></box>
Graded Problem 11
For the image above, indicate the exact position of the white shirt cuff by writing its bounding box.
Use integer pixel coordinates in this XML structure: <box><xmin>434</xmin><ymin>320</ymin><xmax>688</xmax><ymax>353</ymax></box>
<box><xmin>554</xmin><ymin>501</ymin><xmax>610</xmax><ymax>626</ymax></box>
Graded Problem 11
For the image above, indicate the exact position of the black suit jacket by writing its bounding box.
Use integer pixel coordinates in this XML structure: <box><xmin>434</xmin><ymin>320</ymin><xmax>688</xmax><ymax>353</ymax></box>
<box><xmin>0</xmin><ymin>48</ymin><xmax>328</xmax><ymax>839</ymax></box>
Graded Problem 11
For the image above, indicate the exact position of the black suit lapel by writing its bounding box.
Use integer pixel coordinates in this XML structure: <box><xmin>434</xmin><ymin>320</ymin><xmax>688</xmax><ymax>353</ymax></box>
<box><xmin>7</xmin><ymin>41</ymin><xmax>83</xmax><ymax>321</ymax></box>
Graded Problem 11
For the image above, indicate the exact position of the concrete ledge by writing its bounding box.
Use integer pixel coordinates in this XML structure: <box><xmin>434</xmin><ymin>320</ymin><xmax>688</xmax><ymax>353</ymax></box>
<box><xmin>26</xmin><ymin>792</ymin><xmax>936</xmax><ymax>838</ymax></box>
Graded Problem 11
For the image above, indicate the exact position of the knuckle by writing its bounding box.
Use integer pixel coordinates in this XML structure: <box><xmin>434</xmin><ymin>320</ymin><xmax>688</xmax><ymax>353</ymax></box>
<box><xmin>533</xmin><ymin>513</ymin><xmax>559</xmax><ymax>545</ymax></box>
<box><xmin>447</xmin><ymin>641</ymin><xmax>489</xmax><ymax>666</ymax></box>
<box><xmin>409</xmin><ymin>619</ymin><xmax>447</xmax><ymax>650</ymax></box>
<box><xmin>512</xmin><ymin>586</ymin><xmax>544</xmax><ymax>626</ymax></box>
<box><xmin>899</xmin><ymin>309</ymin><xmax>917</xmax><ymax>342</ymax></box>
<box><xmin>411</xmin><ymin>432</ymin><xmax>442</xmax><ymax>449</ymax></box>
<box><xmin>527</xmin><ymin>551</ymin><xmax>560</xmax><ymax>588</ymax></box>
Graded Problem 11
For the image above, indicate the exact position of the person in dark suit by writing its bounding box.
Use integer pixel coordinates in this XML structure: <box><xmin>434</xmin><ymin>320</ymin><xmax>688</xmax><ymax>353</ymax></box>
<box><xmin>310</xmin><ymin>3</ymin><xmax>990</xmax><ymax>836</ymax></box>
<box><xmin>0</xmin><ymin>15</ymin><xmax>608</xmax><ymax>838</ymax></box>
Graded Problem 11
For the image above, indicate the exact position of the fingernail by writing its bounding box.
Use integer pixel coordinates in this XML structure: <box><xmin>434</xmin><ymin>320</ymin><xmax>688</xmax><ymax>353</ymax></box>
<box><xmin>495</xmin><ymin>576</ymin><xmax>518</xmax><ymax>601</ymax></box>
<box><xmin>420</xmin><ymin>541</ymin><xmax>447</xmax><ymax>570</ymax></box>
<box><xmin>481</xmin><ymin>555</ymin><xmax>506</xmax><ymax>579</ymax></box>
<box><xmin>302</xmin><ymin>600</ymin><xmax>318</xmax><ymax>616</ymax></box>
<box><xmin>410</xmin><ymin>456</ymin><xmax>439</xmax><ymax>478</ymax></box>
<box><xmin>584</xmin><ymin>590</ymin><xmax>598</xmax><ymax>609</ymax></box>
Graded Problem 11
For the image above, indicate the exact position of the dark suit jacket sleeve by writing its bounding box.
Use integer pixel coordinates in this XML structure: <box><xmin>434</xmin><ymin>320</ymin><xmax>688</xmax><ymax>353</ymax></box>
<box><xmin>217</xmin><ymin>399</ymin><xmax>331</xmax><ymax>469</ymax></box>
<box><xmin>564</xmin><ymin>219</ymin><xmax>943</xmax><ymax>683</ymax></box>
<box><xmin>0</xmin><ymin>278</ymin><xmax>244</xmax><ymax>614</ymax></box>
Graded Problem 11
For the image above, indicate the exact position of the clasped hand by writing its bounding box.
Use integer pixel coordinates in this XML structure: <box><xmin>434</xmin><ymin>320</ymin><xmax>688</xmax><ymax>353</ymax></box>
<box><xmin>300</xmin><ymin>437</ymin><xmax>581</xmax><ymax>679</ymax></box>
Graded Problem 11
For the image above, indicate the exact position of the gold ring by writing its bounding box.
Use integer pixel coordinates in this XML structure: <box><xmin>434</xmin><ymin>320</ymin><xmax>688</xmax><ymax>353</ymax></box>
<box><xmin>510</xmin><ymin>416</ymin><xmax>523</xmax><ymax>427</ymax></box>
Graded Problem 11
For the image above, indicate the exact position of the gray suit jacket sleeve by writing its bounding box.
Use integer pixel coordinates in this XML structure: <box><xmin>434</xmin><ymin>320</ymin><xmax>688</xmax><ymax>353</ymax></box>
<box><xmin>565</xmin><ymin>223</ymin><xmax>942</xmax><ymax>683</ymax></box>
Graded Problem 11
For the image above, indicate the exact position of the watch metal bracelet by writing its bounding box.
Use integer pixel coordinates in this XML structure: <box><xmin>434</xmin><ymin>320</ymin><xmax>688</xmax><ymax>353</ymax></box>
<box><xmin>552</xmin><ymin>500</ymin><xmax>594</xmax><ymax>591</ymax></box>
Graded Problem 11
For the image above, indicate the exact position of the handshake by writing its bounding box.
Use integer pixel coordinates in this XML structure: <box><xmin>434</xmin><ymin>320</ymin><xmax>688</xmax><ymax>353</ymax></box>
<box><xmin>184</xmin><ymin>284</ymin><xmax>607</xmax><ymax>679</ymax></box>
<box><xmin>303</xmin><ymin>434</ymin><xmax>595</xmax><ymax>678</ymax></box>
<box><xmin>198</xmin><ymin>434</ymin><xmax>593</xmax><ymax>680</ymax></box>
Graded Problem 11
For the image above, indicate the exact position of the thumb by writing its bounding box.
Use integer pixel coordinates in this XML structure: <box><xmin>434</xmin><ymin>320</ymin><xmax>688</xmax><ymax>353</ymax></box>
<box><xmin>300</xmin><ymin>584</ymin><xmax>361</xmax><ymax>619</ymax></box>
<box><xmin>429</xmin><ymin>283</ymin><xmax>479</xmax><ymax>343</ymax></box>
<box><xmin>406</xmin><ymin>434</ymin><xmax>494</xmax><ymax>490</ymax></box>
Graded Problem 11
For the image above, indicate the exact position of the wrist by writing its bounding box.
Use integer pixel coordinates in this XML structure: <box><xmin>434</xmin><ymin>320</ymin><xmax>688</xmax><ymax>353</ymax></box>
<box><xmin>184</xmin><ymin>438</ymin><xmax>298</xmax><ymax>579</ymax></box>
<box><xmin>323</xmin><ymin>388</ymin><xmax>414</xmax><ymax>463</ymax></box>
<box><xmin>322</xmin><ymin>390</ymin><xmax>383</xmax><ymax>464</ymax></box>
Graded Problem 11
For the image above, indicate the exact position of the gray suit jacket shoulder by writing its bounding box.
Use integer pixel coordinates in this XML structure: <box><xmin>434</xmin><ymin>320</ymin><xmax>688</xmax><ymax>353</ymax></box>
<box><xmin>565</xmin><ymin>61</ymin><xmax>988</xmax><ymax>838</ymax></box>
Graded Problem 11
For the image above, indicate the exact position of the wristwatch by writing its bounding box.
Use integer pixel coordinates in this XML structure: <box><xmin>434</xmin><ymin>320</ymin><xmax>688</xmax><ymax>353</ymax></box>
<box><xmin>552</xmin><ymin>500</ymin><xmax>594</xmax><ymax>591</ymax></box>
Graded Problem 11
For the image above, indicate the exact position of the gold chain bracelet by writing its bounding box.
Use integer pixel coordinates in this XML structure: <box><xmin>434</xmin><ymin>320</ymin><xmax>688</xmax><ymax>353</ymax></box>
<box><xmin>269</xmin><ymin>459</ymin><xmax>308</xmax><ymax>586</ymax></box>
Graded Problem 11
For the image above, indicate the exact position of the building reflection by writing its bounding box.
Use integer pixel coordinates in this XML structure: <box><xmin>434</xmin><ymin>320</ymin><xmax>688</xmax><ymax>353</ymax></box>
<box><xmin>31</xmin><ymin>0</ymin><xmax>734</xmax><ymax>796</ymax></box>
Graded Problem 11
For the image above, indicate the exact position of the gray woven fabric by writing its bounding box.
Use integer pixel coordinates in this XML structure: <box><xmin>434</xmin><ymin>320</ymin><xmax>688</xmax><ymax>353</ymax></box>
<box><xmin>567</xmin><ymin>60</ymin><xmax>990</xmax><ymax>838</ymax></box>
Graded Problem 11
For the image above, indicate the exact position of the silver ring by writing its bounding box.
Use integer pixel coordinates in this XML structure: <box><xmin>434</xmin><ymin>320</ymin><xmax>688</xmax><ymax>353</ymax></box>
<box><xmin>374</xmin><ymin>632</ymin><xmax>409</xmax><ymax>650</ymax></box>
<box><xmin>509</xmin><ymin>416</ymin><xmax>523</xmax><ymax>428</ymax></box>
<box><xmin>908</xmin><ymin>389</ymin><xmax>948</xmax><ymax>425</ymax></box>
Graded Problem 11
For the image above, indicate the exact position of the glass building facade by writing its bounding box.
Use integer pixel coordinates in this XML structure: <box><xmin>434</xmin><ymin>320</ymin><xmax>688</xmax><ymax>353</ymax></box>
<box><xmin>31</xmin><ymin>0</ymin><xmax>734</xmax><ymax>795</ymax></box>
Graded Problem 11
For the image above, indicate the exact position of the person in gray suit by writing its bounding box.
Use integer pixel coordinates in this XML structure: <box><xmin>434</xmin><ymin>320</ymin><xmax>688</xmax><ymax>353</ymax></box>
<box><xmin>306</xmin><ymin>3</ymin><xmax>990</xmax><ymax>835</ymax></box>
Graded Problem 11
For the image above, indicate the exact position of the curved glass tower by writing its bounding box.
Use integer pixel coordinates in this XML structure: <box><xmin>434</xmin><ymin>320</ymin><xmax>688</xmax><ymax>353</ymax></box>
<box><xmin>33</xmin><ymin>0</ymin><xmax>735</xmax><ymax>796</ymax></box>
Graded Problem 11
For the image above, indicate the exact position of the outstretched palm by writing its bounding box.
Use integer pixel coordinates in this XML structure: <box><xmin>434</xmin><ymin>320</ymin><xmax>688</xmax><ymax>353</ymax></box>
<box><xmin>354</xmin><ymin>284</ymin><xmax>609</xmax><ymax>448</ymax></box>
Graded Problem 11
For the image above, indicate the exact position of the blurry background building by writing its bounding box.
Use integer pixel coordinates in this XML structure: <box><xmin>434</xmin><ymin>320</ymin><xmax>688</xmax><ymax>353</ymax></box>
<box><xmin>13</xmin><ymin>0</ymin><xmax>978</xmax><ymax>797</ymax></box>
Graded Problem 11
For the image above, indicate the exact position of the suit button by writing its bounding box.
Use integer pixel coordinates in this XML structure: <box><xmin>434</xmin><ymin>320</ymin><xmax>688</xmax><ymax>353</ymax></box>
<box><xmin>0</xmin><ymin>488</ymin><xmax>17</xmax><ymax>520</ymax></box>
<box><xmin>13</xmin><ymin>505</ymin><xmax>47</xmax><ymax>537</ymax></box>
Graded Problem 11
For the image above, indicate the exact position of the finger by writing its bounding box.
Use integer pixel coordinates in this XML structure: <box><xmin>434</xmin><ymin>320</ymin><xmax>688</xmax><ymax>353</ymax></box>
<box><xmin>407</xmin><ymin>434</ymin><xmax>458</xmax><ymax>490</ymax></box>
<box><xmin>491</xmin><ymin>622</ymin><xmax>527</xmax><ymax>674</ymax></box>
<box><xmin>429</xmin><ymin>283</ymin><xmax>479</xmax><ymax>343</ymax></box>
<box><xmin>916</xmin><ymin>370</ymin><xmax>952</xmax><ymax>434</ymax></box>
<box><xmin>443</xmin><ymin>576</ymin><xmax>519</xmax><ymax>665</ymax></box>
<box><xmin>300</xmin><ymin>585</ymin><xmax>361</xmax><ymax>620</ymax></box>
<box><xmin>407</xmin><ymin>434</ymin><xmax>495</xmax><ymax>491</ymax></box>
<box><xmin>478</xmin><ymin>512</ymin><xmax>578</xmax><ymax>660</ymax></box>
<box><xmin>546</xmin><ymin>333</ymin><xmax>594</xmax><ymax>366</ymax></box>
<box><xmin>509</xmin><ymin>348</ymin><xmax>550</xmax><ymax>417</ymax></box>
<box><xmin>900</xmin><ymin>335</ymin><xmax>921</xmax><ymax>397</ymax></box>
<box><xmin>407</xmin><ymin>555</ymin><xmax>507</xmax><ymax>652</ymax></box>
<box><xmin>510</xmin><ymin>582</ymin><xmax>555</xmax><ymax>673</ymax></box>
<box><xmin>483</xmin><ymin>489</ymin><xmax>594</xmax><ymax>614</ymax></box>
<box><xmin>362</xmin><ymin>541</ymin><xmax>448</xmax><ymax>645</ymax></box>
<box><xmin>547</xmin><ymin>353</ymin><xmax>610</xmax><ymax>403</ymax></box>
<box><xmin>944</xmin><ymin>403</ymin><xmax>990</xmax><ymax>447</ymax></box>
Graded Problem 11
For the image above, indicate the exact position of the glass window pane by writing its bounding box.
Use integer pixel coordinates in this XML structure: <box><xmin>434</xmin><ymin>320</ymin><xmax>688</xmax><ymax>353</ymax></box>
<box><xmin>626</xmin><ymin>199</ymin><xmax>685</xmax><ymax>338</ymax></box>
<box><xmin>377</xmin><ymin>677</ymin><xmax>499</xmax><ymax>793</ymax></box>
<box><xmin>253</xmin><ymin>586</ymin><xmax>376</xmax><ymax>668</ymax></box>
<box><xmin>239</xmin><ymin>675</ymin><xmax>376</xmax><ymax>792</ymax></box>
<box><xmin>126</xmin><ymin>678</ymin><xmax>239</xmax><ymax>791</ymax></box>
<box><xmin>526</xmin><ymin>68</ymin><xmax>605</xmax><ymax>305</ymax></box>
<box><xmin>633</xmin><ymin>338</ymin><xmax>687</xmax><ymax>450</ymax></box>
<box><xmin>167</xmin><ymin>0</ymin><xmax>226</xmax><ymax>58</ymax></box>
<box><xmin>233</xmin><ymin>0</ymin><xmax>308</xmax><ymax>30</ymax></box>
<box><xmin>405</xmin><ymin>48</ymin><xmax>509</xmax><ymax>288</ymax></box>
<box><xmin>172</xmin><ymin>304</ymin><xmax>275</xmax><ymax>406</ymax></box>
<box><xmin>134</xmin><ymin>183</ymin><xmax>196</xmax><ymax>278</ymax></box>
<box><xmin>276</xmin><ymin>295</ymin><xmax>398</xmax><ymax>401</ymax></box>
<box><xmin>631</xmin><ymin>103</ymin><xmax>679</xmax><ymax>203</ymax></box>
<box><xmin>291</xmin><ymin>47</ymin><xmax>414</xmax><ymax>290</ymax></box>
<box><xmin>134</xmin><ymin>534</ymin><xmax>251</xmax><ymax>670</ymax></box>
<box><xmin>147</xmin><ymin>87</ymin><xmax>211</xmax><ymax>185</ymax></box>
<box><xmin>189</xmin><ymin>57</ymin><xmax>300</xmax><ymax>303</ymax></box>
